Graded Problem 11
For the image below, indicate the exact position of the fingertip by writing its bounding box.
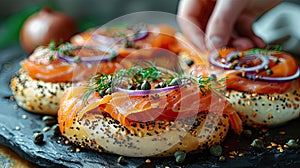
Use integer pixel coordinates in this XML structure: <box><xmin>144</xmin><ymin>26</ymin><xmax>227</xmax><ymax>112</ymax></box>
<box><xmin>231</xmin><ymin>38</ymin><xmax>255</xmax><ymax>50</ymax></box>
<box><xmin>253</xmin><ymin>36</ymin><xmax>266</xmax><ymax>48</ymax></box>
<box><xmin>206</xmin><ymin>36</ymin><xmax>226</xmax><ymax>51</ymax></box>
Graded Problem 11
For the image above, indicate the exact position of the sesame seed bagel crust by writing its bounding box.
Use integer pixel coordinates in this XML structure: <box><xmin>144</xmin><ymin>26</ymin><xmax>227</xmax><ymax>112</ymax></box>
<box><xmin>61</xmin><ymin>111</ymin><xmax>229</xmax><ymax>157</ymax></box>
<box><xmin>10</xmin><ymin>70</ymin><xmax>72</xmax><ymax>115</ymax></box>
<box><xmin>226</xmin><ymin>84</ymin><xmax>300</xmax><ymax>127</ymax></box>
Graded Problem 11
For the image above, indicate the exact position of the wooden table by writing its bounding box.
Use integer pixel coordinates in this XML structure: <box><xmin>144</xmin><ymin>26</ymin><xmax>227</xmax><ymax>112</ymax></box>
<box><xmin>0</xmin><ymin>145</ymin><xmax>34</xmax><ymax>168</ymax></box>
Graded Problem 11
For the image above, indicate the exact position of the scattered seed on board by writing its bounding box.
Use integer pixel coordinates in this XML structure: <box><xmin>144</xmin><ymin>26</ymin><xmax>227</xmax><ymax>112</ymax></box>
<box><xmin>22</xmin><ymin>115</ymin><xmax>28</xmax><ymax>119</ymax></box>
<box><xmin>242</xmin><ymin>129</ymin><xmax>252</xmax><ymax>138</ymax></box>
<box><xmin>174</xmin><ymin>151</ymin><xmax>186</xmax><ymax>163</ymax></box>
<box><xmin>43</xmin><ymin>126</ymin><xmax>51</xmax><ymax>132</ymax></box>
<box><xmin>32</xmin><ymin>132</ymin><xmax>44</xmax><ymax>144</ymax></box>
<box><xmin>251</xmin><ymin>139</ymin><xmax>264</xmax><ymax>151</ymax></box>
<box><xmin>15</xmin><ymin>126</ymin><xmax>20</xmax><ymax>131</ymax></box>
<box><xmin>219</xmin><ymin>156</ymin><xmax>226</xmax><ymax>162</ymax></box>
<box><xmin>42</xmin><ymin>116</ymin><xmax>57</xmax><ymax>126</ymax></box>
<box><xmin>210</xmin><ymin>145</ymin><xmax>222</xmax><ymax>156</ymax></box>
<box><xmin>51</xmin><ymin>124</ymin><xmax>60</xmax><ymax>136</ymax></box>
<box><xmin>117</xmin><ymin>156</ymin><xmax>125</xmax><ymax>164</ymax></box>
<box><xmin>286</xmin><ymin>139</ymin><xmax>299</xmax><ymax>149</ymax></box>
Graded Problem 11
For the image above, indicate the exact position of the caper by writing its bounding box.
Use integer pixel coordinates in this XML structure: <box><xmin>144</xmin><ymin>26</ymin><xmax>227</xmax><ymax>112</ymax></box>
<box><xmin>136</xmin><ymin>84</ymin><xmax>141</xmax><ymax>90</ymax></box>
<box><xmin>51</xmin><ymin>124</ymin><xmax>60</xmax><ymax>136</ymax></box>
<box><xmin>42</xmin><ymin>116</ymin><xmax>57</xmax><ymax>126</ymax></box>
<box><xmin>32</xmin><ymin>132</ymin><xmax>44</xmax><ymax>144</ymax></box>
<box><xmin>159</xmin><ymin>81</ymin><xmax>166</xmax><ymax>88</ymax></box>
<box><xmin>108</xmin><ymin>52</ymin><xmax>118</xmax><ymax>61</ymax></box>
<box><xmin>266</xmin><ymin>69</ymin><xmax>273</xmax><ymax>75</ymax></box>
<box><xmin>141</xmin><ymin>81</ymin><xmax>151</xmax><ymax>90</ymax></box>
<box><xmin>242</xmin><ymin>129</ymin><xmax>252</xmax><ymax>138</ymax></box>
<box><xmin>219</xmin><ymin>156</ymin><xmax>226</xmax><ymax>162</ymax></box>
<box><xmin>117</xmin><ymin>156</ymin><xmax>125</xmax><ymax>164</ymax></box>
<box><xmin>128</xmin><ymin>85</ymin><xmax>136</xmax><ymax>90</ymax></box>
<box><xmin>209</xmin><ymin>145</ymin><xmax>222</xmax><ymax>156</ymax></box>
<box><xmin>99</xmin><ymin>90</ymin><xmax>105</xmax><ymax>97</ymax></box>
<box><xmin>229</xmin><ymin>63</ymin><xmax>237</xmax><ymax>69</ymax></box>
<box><xmin>226</xmin><ymin>54</ymin><xmax>239</xmax><ymax>62</ymax></box>
<box><xmin>251</xmin><ymin>139</ymin><xmax>264</xmax><ymax>150</ymax></box>
<box><xmin>286</xmin><ymin>139</ymin><xmax>299</xmax><ymax>149</ymax></box>
<box><xmin>154</xmin><ymin>83</ymin><xmax>161</xmax><ymax>89</ymax></box>
<box><xmin>73</xmin><ymin>56</ymin><xmax>81</xmax><ymax>63</ymax></box>
<box><xmin>174</xmin><ymin>151</ymin><xmax>186</xmax><ymax>163</ymax></box>
<box><xmin>185</xmin><ymin>59</ymin><xmax>194</xmax><ymax>66</ymax></box>
<box><xmin>105</xmin><ymin>88</ymin><xmax>112</xmax><ymax>95</ymax></box>
<box><xmin>169</xmin><ymin>78</ymin><xmax>182</xmax><ymax>86</ymax></box>
<box><xmin>264</xmin><ymin>65</ymin><xmax>270</xmax><ymax>70</ymax></box>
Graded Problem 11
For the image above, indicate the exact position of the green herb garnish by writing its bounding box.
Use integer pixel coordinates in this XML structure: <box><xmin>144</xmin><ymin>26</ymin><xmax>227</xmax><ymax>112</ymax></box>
<box><xmin>48</xmin><ymin>55</ymin><xmax>54</xmax><ymax>62</ymax></box>
<box><xmin>82</xmin><ymin>73</ymin><xmax>113</xmax><ymax>103</ymax></box>
<box><xmin>48</xmin><ymin>41</ymin><xmax>74</xmax><ymax>57</ymax></box>
<box><xmin>244</xmin><ymin>45</ymin><xmax>282</xmax><ymax>55</ymax></box>
<box><xmin>82</xmin><ymin>66</ymin><xmax>227</xmax><ymax>103</ymax></box>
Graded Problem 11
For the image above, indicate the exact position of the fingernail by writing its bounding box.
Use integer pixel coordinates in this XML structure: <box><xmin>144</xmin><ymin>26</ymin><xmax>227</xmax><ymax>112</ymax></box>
<box><xmin>208</xmin><ymin>36</ymin><xmax>225</xmax><ymax>50</ymax></box>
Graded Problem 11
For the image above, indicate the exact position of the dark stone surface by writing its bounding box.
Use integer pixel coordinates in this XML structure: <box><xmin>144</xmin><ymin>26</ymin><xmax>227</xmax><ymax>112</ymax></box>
<box><xmin>0</xmin><ymin>45</ymin><xmax>300</xmax><ymax>167</ymax></box>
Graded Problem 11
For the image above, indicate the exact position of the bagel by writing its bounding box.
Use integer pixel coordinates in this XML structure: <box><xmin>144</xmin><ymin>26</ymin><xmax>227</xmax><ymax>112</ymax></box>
<box><xmin>10</xmin><ymin>24</ymin><xmax>189</xmax><ymax>115</ymax></box>
<box><xmin>226</xmin><ymin>86</ymin><xmax>300</xmax><ymax>127</ymax></box>
<box><xmin>10</xmin><ymin>69</ymin><xmax>72</xmax><ymax>115</ymax></box>
<box><xmin>206</xmin><ymin>48</ymin><xmax>300</xmax><ymax>127</ymax></box>
<box><xmin>10</xmin><ymin>44</ymin><xmax>123</xmax><ymax>115</ymax></box>
<box><xmin>62</xmin><ymin>103</ymin><xmax>229</xmax><ymax>157</ymax></box>
<box><xmin>58</xmin><ymin>66</ymin><xmax>242</xmax><ymax>157</ymax></box>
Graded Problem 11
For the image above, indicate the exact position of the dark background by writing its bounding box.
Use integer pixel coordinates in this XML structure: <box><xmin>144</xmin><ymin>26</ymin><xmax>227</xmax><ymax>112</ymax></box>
<box><xmin>0</xmin><ymin>0</ymin><xmax>299</xmax><ymax>51</ymax></box>
<box><xmin>0</xmin><ymin>0</ymin><xmax>179</xmax><ymax>49</ymax></box>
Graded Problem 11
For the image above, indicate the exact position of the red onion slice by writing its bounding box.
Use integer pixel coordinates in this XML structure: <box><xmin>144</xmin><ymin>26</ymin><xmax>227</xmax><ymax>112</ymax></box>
<box><xmin>235</xmin><ymin>54</ymin><xmax>269</xmax><ymax>72</ymax></box>
<box><xmin>113</xmin><ymin>85</ymin><xmax>181</xmax><ymax>96</ymax></box>
<box><xmin>92</xmin><ymin>26</ymin><xmax>149</xmax><ymax>45</ymax></box>
<box><xmin>57</xmin><ymin>45</ymin><xmax>118</xmax><ymax>63</ymax></box>
<box><xmin>246</xmin><ymin>68</ymin><xmax>300</xmax><ymax>82</ymax></box>
<box><xmin>209</xmin><ymin>51</ymin><xmax>270</xmax><ymax>73</ymax></box>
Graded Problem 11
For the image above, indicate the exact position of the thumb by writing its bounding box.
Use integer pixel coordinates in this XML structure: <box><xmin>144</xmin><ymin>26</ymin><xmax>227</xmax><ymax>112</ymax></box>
<box><xmin>205</xmin><ymin>0</ymin><xmax>248</xmax><ymax>50</ymax></box>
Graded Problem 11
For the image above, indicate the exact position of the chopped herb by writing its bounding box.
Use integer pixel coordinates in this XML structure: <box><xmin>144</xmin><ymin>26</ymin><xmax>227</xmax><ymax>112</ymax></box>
<box><xmin>49</xmin><ymin>40</ymin><xmax>57</xmax><ymax>50</ymax></box>
<box><xmin>49</xmin><ymin>55</ymin><xmax>54</xmax><ymax>62</ymax></box>
<box><xmin>73</xmin><ymin>56</ymin><xmax>81</xmax><ymax>63</ymax></box>
<box><xmin>244</xmin><ymin>45</ymin><xmax>282</xmax><ymax>55</ymax></box>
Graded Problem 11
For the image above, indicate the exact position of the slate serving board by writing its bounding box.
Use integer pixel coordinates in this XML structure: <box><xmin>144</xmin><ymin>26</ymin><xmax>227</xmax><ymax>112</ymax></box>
<box><xmin>0</xmin><ymin>45</ymin><xmax>300</xmax><ymax>168</ymax></box>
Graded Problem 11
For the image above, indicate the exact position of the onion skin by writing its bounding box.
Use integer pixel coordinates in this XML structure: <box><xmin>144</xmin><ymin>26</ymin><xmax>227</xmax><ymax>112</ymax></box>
<box><xmin>20</xmin><ymin>7</ymin><xmax>78</xmax><ymax>54</ymax></box>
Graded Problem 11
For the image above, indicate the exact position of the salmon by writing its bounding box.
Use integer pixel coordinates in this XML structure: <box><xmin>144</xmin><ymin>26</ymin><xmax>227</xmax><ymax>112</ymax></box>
<box><xmin>58</xmin><ymin>84</ymin><xmax>243</xmax><ymax>135</ymax></box>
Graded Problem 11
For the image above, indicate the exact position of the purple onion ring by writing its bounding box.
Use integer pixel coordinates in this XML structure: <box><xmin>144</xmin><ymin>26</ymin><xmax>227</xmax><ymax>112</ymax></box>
<box><xmin>57</xmin><ymin>45</ymin><xmax>118</xmax><ymax>63</ymax></box>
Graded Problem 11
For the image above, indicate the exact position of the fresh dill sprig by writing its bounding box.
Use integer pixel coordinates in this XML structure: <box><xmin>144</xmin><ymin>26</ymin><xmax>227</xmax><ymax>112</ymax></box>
<box><xmin>82</xmin><ymin>65</ymin><xmax>227</xmax><ymax>103</ymax></box>
<box><xmin>114</xmin><ymin>66</ymin><xmax>166</xmax><ymax>83</ymax></box>
<box><xmin>48</xmin><ymin>41</ymin><xmax>74</xmax><ymax>56</ymax></box>
<box><xmin>82</xmin><ymin>73</ymin><xmax>113</xmax><ymax>103</ymax></box>
<box><xmin>189</xmin><ymin>74</ymin><xmax>227</xmax><ymax>96</ymax></box>
<box><xmin>244</xmin><ymin>45</ymin><xmax>282</xmax><ymax>55</ymax></box>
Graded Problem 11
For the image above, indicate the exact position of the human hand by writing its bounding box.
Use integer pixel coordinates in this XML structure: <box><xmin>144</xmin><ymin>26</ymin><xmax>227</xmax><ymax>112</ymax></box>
<box><xmin>177</xmin><ymin>0</ymin><xmax>282</xmax><ymax>51</ymax></box>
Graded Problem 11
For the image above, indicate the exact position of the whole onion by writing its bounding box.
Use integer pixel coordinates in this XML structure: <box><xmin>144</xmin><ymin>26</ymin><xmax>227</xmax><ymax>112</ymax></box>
<box><xmin>20</xmin><ymin>7</ymin><xmax>78</xmax><ymax>54</ymax></box>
